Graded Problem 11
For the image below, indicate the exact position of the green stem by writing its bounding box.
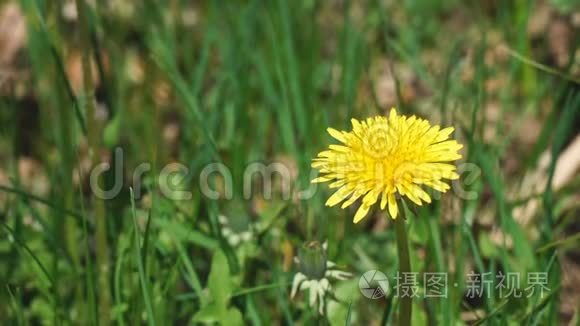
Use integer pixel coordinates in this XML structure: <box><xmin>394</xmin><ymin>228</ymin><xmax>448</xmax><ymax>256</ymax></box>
<box><xmin>75</xmin><ymin>0</ymin><xmax>111</xmax><ymax>323</ymax></box>
<box><xmin>395</xmin><ymin>211</ymin><xmax>412</xmax><ymax>326</ymax></box>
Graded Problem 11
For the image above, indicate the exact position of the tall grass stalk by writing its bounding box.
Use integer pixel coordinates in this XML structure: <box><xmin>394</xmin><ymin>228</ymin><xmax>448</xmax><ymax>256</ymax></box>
<box><xmin>75</xmin><ymin>0</ymin><xmax>111</xmax><ymax>322</ymax></box>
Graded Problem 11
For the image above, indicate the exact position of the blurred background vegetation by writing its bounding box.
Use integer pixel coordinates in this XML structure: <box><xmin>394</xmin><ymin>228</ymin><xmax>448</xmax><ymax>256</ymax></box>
<box><xmin>0</xmin><ymin>0</ymin><xmax>579</xmax><ymax>324</ymax></box>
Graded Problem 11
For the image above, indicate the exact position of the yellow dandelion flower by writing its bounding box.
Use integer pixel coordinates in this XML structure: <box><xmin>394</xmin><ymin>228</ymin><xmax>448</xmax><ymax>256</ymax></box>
<box><xmin>312</xmin><ymin>108</ymin><xmax>463</xmax><ymax>223</ymax></box>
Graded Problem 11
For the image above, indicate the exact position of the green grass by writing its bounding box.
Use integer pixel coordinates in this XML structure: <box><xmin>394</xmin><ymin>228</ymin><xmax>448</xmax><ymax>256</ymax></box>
<box><xmin>0</xmin><ymin>0</ymin><xmax>579</xmax><ymax>325</ymax></box>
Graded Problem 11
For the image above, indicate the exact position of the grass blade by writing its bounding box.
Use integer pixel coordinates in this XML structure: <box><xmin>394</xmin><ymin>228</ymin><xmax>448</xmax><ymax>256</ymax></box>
<box><xmin>129</xmin><ymin>188</ymin><xmax>156</xmax><ymax>326</ymax></box>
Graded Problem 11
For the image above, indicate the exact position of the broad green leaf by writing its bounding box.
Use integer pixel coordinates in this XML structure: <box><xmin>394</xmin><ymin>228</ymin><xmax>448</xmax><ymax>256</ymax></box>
<box><xmin>208</xmin><ymin>250</ymin><xmax>232</xmax><ymax>306</ymax></box>
<box><xmin>221</xmin><ymin>307</ymin><xmax>244</xmax><ymax>326</ymax></box>
<box><xmin>192</xmin><ymin>302</ymin><xmax>223</xmax><ymax>324</ymax></box>
<box><xmin>328</xmin><ymin>279</ymin><xmax>360</xmax><ymax>326</ymax></box>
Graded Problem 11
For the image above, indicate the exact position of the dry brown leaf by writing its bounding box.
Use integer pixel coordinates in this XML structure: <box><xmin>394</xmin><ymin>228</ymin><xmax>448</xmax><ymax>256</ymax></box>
<box><xmin>66</xmin><ymin>51</ymin><xmax>100</xmax><ymax>94</ymax></box>
<box><xmin>282</xmin><ymin>240</ymin><xmax>294</xmax><ymax>272</ymax></box>
<box><xmin>552</xmin><ymin>134</ymin><xmax>580</xmax><ymax>190</ymax></box>
<box><xmin>18</xmin><ymin>157</ymin><xmax>49</xmax><ymax>197</ymax></box>
<box><xmin>0</xmin><ymin>3</ymin><xmax>26</xmax><ymax>66</ymax></box>
<box><xmin>513</xmin><ymin>134</ymin><xmax>580</xmax><ymax>226</ymax></box>
<box><xmin>548</xmin><ymin>19</ymin><xmax>571</xmax><ymax>67</ymax></box>
<box><xmin>561</xmin><ymin>258</ymin><xmax>580</xmax><ymax>322</ymax></box>
<box><xmin>373</xmin><ymin>59</ymin><xmax>398</xmax><ymax>109</ymax></box>
<box><xmin>527</xmin><ymin>2</ymin><xmax>552</xmax><ymax>38</ymax></box>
